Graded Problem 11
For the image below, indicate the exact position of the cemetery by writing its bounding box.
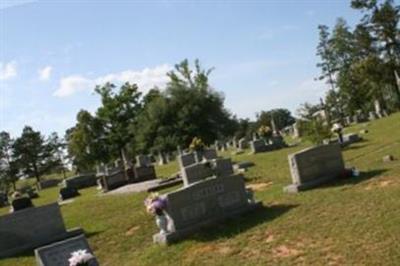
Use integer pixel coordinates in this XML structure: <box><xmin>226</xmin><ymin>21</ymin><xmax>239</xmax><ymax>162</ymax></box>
<box><xmin>0</xmin><ymin>113</ymin><xmax>399</xmax><ymax>265</ymax></box>
<box><xmin>1</xmin><ymin>1</ymin><xmax>400</xmax><ymax>265</ymax></box>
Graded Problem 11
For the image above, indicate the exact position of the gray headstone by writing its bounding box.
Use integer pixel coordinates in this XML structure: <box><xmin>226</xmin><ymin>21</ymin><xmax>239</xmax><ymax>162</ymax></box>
<box><xmin>38</xmin><ymin>179</ymin><xmax>60</xmax><ymax>190</ymax></box>
<box><xmin>178</xmin><ymin>153</ymin><xmax>196</xmax><ymax>169</ymax></box>
<box><xmin>153</xmin><ymin>174</ymin><xmax>260</xmax><ymax>244</ymax></box>
<box><xmin>63</xmin><ymin>174</ymin><xmax>97</xmax><ymax>190</ymax></box>
<box><xmin>0</xmin><ymin>203</ymin><xmax>83</xmax><ymax>258</ymax></box>
<box><xmin>35</xmin><ymin>234</ymin><xmax>98</xmax><ymax>266</ymax></box>
<box><xmin>238</xmin><ymin>138</ymin><xmax>248</xmax><ymax>150</ymax></box>
<box><xmin>182</xmin><ymin>162</ymin><xmax>213</xmax><ymax>187</ymax></box>
<box><xmin>136</xmin><ymin>155</ymin><xmax>151</xmax><ymax>167</ymax></box>
<box><xmin>213</xmin><ymin>158</ymin><xmax>234</xmax><ymax>177</ymax></box>
<box><xmin>202</xmin><ymin>149</ymin><xmax>218</xmax><ymax>161</ymax></box>
<box><xmin>284</xmin><ymin>144</ymin><xmax>345</xmax><ymax>193</ymax></box>
<box><xmin>134</xmin><ymin>165</ymin><xmax>157</xmax><ymax>181</ymax></box>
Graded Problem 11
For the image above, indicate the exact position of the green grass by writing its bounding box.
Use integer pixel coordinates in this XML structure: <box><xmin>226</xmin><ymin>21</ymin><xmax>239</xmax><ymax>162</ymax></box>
<box><xmin>1</xmin><ymin>113</ymin><xmax>400</xmax><ymax>265</ymax></box>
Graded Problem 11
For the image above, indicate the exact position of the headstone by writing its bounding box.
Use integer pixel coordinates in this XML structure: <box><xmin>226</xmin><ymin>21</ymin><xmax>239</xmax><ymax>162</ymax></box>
<box><xmin>360</xmin><ymin>129</ymin><xmax>368</xmax><ymax>134</ymax></box>
<box><xmin>352</xmin><ymin>115</ymin><xmax>359</xmax><ymax>124</ymax></box>
<box><xmin>212</xmin><ymin>158</ymin><xmax>234</xmax><ymax>177</ymax></box>
<box><xmin>136</xmin><ymin>155</ymin><xmax>151</xmax><ymax>167</ymax></box>
<box><xmin>35</xmin><ymin>234</ymin><xmax>99</xmax><ymax>266</ymax></box>
<box><xmin>11</xmin><ymin>197</ymin><xmax>33</xmax><ymax>212</ymax></box>
<box><xmin>153</xmin><ymin>175</ymin><xmax>260</xmax><ymax>244</ymax></box>
<box><xmin>178</xmin><ymin>153</ymin><xmax>196</xmax><ymax>169</ymax></box>
<box><xmin>134</xmin><ymin>165</ymin><xmax>157</xmax><ymax>181</ymax></box>
<box><xmin>250</xmin><ymin>139</ymin><xmax>266</xmax><ymax>154</ymax></box>
<box><xmin>284</xmin><ymin>144</ymin><xmax>346</xmax><ymax>193</ymax></box>
<box><xmin>158</xmin><ymin>152</ymin><xmax>167</xmax><ymax>166</ymax></box>
<box><xmin>369</xmin><ymin>111</ymin><xmax>377</xmax><ymax>121</ymax></box>
<box><xmin>238</xmin><ymin>138</ymin><xmax>248</xmax><ymax>150</ymax></box>
<box><xmin>59</xmin><ymin>187</ymin><xmax>80</xmax><ymax>201</ymax></box>
<box><xmin>38</xmin><ymin>179</ymin><xmax>60</xmax><ymax>190</ymax></box>
<box><xmin>181</xmin><ymin>162</ymin><xmax>213</xmax><ymax>187</ymax></box>
<box><xmin>343</xmin><ymin>133</ymin><xmax>362</xmax><ymax>145</ymax></box>
<box><xmin>63</xmin><ymin>174</ymin><xmax>97</xmax><ymax>190</ymax></box>
<box><xmin>100</xmin><ymin>170</ymin><xmax>127</xmax><ymax>192</ymax></box>
<box><xmin>202</xmin><ymin>148</ymin><xmax>218</xmax><ymax>161</ymax></box>
<box><xmin>0</xmin><ymin>203</ymin><xmax>83</xmax><ymax>258</ymax></box>
<box><xmin>345</xmin><ymin>116</ymin><xmax>352</xmax><ymax>125</ymax></box>
<box><xmin>293</xmin><ymin>122</ymin><xmax>300</xmax><ymax>138</ymax></box>
<box><xmin>270</xmin><ymin>135</ymin><xmax>287</xmax><ymax>149</ymax></box>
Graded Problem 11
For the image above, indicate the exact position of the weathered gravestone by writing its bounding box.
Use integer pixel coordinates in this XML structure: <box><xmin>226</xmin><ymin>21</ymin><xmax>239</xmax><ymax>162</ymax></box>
<box><xmin>250</xmin><ymin>139</ymin><xmax>266</xmax><ymax>154</ymax></box>
<box><xmin>136</xmin><ymin>155</ymin><xmax>151</xmax><ymax>167</ymax></box>
<box><xmin>59</xmin><ymin>187</ymin><xmax>80</xmax><ymax>201</ymax></box>
<box><xmin>100</xmin><ymin>169</ymin><xmax>127</xmax><ymax>192</ymax></box>
<box><xmin>63</xmin><ymin>174</ymin><xmax>97</xmax><ymax>190</ymax></box>
<box><xmin>270</xmin><ymin>135</ymin><xmax>287</xmax><ymax>149</ymax></box>
<box><xmin>178</xmin><ymin>153</ymin><xmax>197</xmax><ymax>169</ymax></box>
<box><xmin>134</xmin><ymin>165</ymin><xmax>157</xmax><ymax>181</ymax></box>
<box><xmin>238</xmin><ymin>138</ymin><xmax>248</xmax><ymax>150</ymax></box>
<box><xmin>212</xmin><ymin>158</ymin><xmax>234</xmax><ymax>177</ymax></box>
<box><xmin>38</xmin><ymin>179</ymin><xmax>60</xmax><ymax>190</ymax></box>
<box><xmin>202</xmin><ymin>148</ymin><xmax>218</xmax><ymax>161</ymax></box>
<box><xmin>153</xmin><ymin>174</ymin><xmax>260</xmax><ymax>244</ymax></box>
<box><xmin>11</xmin><ymin>197</ymin><xmax>33</xmax><ymax>212</ymax></box>
<box><xmin>284</xmin><ymin>144</ymin><xmax>346</xmax><ymax>193</ymax></box>
<box><xmin>35</xmin><ymin>234</ymin><xmax>98</xmax><ymax>266</ymax></box>
<box><xmin>369</xmin><ymin>111</ymin><xmax>377</xmax><ymax>121</ymax></box>
<box><xmin>0</xmin><ymin>203</ymin><xmax>83</xmax><ymax>258</ymax></box>
<box><xmin>181</xmin><ymin>162</ymin><xmax>214</xmax><ymax>187</ymax></box>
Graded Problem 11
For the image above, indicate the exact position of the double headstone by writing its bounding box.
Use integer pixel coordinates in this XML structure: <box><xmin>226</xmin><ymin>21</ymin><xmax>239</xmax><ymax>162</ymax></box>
<box><xmin>153</xmin><ymin>174</ymin><xmax>260</xmax><ymax>244</ymax></box>
<box><xmin>63</xmin><ymin>174</ymin><xmax>97</xmax><ymax>190</ymax></box>
<box><xmin>284</xmin><ymin>144</ymin><xmax>346</xmax><ymax>193</ymax></box>
<box><xmin>181</xmin><ymin>162</ymin><xmax>214</xmax><ymax>187</ymax></box>
<box><xmin>38</xmin><ymin>179</ymin><xmax>60</xmax><ymax>190</ymax></box>
<box><xmin>11</xmin><ymin>197</ymin><xmax>33</xmax><ymax>212</ymax></box>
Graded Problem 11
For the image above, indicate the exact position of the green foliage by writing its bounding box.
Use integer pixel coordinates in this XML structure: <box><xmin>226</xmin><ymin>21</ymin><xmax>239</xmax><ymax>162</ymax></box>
<box><xmin>12</xmin><ymin>126</ymin><xmax>60</xmax><ymax>182</ymax></box>
<box><xmin>256</xmin><ymin>108</ymin><xmax>295</xmax><ymax>131</ymax></box>
<box><xmin>299</xmin><ymin>119</ymin><xmax>332</xmax><ymax>145</ymax></box>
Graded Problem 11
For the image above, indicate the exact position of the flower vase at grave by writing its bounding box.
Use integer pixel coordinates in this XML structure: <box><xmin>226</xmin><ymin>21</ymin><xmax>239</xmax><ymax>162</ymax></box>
<box><xmin>155</xmin><ymin>214</ymin><xmax>168</xmax><ymax>235</ymax></box>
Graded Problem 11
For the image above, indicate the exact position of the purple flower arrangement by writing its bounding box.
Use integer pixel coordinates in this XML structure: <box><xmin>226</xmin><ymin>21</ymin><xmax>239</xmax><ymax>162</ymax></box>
<box><xmin>144</xmin><ymin>193</ymin><xmax>167</xmax><ymax>216</ymax></box>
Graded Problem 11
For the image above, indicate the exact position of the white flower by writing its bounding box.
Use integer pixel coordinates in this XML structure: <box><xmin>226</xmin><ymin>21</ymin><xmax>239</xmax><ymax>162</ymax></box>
<box><xmin>68</xmin><ymin>249</ymin><xmax>95</xmax><ymax>266</ymax></box>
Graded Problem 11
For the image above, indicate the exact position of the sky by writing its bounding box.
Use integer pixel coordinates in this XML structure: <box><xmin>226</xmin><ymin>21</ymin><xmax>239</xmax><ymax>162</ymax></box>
<box><xmin>0</xmin><ymin>0</ymin><xmax>362</xmax><ymax>137</ymax></box>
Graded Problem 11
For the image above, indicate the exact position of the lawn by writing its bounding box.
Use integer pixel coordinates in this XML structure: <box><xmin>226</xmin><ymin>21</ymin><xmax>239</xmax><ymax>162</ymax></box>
<box><xmin>1</xmin><ymin>113</ymin><xmax>400</xmax><ymax>266</ymax></box>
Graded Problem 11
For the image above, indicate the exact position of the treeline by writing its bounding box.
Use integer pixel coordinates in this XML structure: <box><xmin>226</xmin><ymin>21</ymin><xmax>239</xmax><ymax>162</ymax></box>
<box><xmin>66</xmin><ymin>60</ymin><xmax>295</xmax><ymax>171</ymax></box>
<box><xmin>311</xmin><ymin>0</ymin><xmax>400</xmax><ymax>121</ymax></box>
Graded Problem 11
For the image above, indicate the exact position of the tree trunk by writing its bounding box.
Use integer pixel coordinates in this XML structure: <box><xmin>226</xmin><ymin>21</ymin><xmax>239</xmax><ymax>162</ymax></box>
<box><xmin>33</xmin><ymin>163</ymin><xmax>41</xmax><ymax>183</ymax></box>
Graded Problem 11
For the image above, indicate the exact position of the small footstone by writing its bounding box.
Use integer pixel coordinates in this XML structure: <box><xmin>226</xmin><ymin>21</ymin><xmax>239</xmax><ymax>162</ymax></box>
<box><xmin>383</xmin><ymin>155</ymin><xmax>394</xmax><ymax>162</ymax></box>
<box><xmin>360</xmin><ymin>129</ymin><xmax>368</xmax><ymax>134</ymax></box>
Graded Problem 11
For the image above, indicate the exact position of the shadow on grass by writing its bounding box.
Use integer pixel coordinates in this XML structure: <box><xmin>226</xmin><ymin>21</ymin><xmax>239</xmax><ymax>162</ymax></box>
<box><xmin>187</xmin><ymin>204</ymin><xmax>298</xmax><ymax>242</ymax></box>
<box><xmin>321</xmin><ymin>168</ymin><xmax>387</xmax><ymax>188</ymax></box>
<box><xmin>342</xmin><ymin>142</ymin><xmax>368</xmax><ymax>151</ymax></box>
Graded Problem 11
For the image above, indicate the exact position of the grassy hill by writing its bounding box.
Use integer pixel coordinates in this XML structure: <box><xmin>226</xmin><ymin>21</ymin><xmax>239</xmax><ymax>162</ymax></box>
<box><xmin>1</xmin><ymin>113</ymin><xmax>399</xmax><ymax>266</ymax></box>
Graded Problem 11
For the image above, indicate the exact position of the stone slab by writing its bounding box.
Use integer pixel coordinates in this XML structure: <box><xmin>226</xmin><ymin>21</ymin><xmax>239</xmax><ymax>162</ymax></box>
<box><xmin>35</xmin><ymin>234</ymin><xmax>98</xmax><ymax>266</ymax></box>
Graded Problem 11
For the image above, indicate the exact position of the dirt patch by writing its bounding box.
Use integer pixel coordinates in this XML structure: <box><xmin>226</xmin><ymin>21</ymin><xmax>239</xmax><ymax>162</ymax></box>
<box><xmin>247</xmin><ymin>182</ymin><xmax>273</xmax><ymax>191</ymax></box>
<box><xmin>272</xmin><ymin>245</ymin><xmax>302</xmax><ymax>258</ymax></box>
<box><xmin>125</xmin><ymin>225</ymin><xmax>140</xmax><ymax>236</ymax></box>
<box><xmin>265</xmin><ymin>234</ymin><xmax>275</xmax><ymax>243</ymax></box>
<box><xmin>365</xmin><ymin>178</ymin><xmax>397</xmax><ymax>190</ymax></box>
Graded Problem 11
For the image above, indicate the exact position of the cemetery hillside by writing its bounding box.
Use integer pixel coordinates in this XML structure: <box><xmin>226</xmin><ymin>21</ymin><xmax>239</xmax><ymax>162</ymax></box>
<box><xmin>1</xmin><ymin>0</ymin><xmax>400</xmax><ymax>265</ymax></box>
<box><xmin>0</xmin><ymin>113</ymin><xmax>399</xmax><ymax>265</ymax></box>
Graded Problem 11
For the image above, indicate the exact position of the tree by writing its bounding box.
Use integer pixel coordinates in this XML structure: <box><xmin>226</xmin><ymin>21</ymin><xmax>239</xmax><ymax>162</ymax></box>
<box><xmin>135</xmin><ymin>59</ymin><xmax>236</xmax><ymax>153</ymax></box>
<box><xmin>317</xmin><ymin>24</ymin><xmax>338</xmax><ymax>91</ymax></box>
<box><xmin>95</xmin><ymin>82</ymin><xmax>143</xmax><ymax>163</ymax></box>
<box><xmin>0</xmin><ymin>131</ymin><xmax>19</xmax><ymax>191</ymax></box>
<box><xmin>12</xmin><ymin>126</ymin><xmax>59</xmax><ymax>183</ymax></box>
<box><xmin>256</xmin><ymin>108</ymin><xmax>295</xmax><ymax>131</ymax></box>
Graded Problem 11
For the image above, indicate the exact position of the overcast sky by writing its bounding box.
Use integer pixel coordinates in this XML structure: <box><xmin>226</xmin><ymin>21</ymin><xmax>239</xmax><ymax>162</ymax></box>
<box><xmin>0</xmin><ymin>0</ymin><xmax>361</xmax><ymax>137</ymax></box>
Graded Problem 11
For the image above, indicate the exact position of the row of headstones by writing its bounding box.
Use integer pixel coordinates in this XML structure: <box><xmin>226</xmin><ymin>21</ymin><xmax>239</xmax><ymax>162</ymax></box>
<box><xmin>0</xmin><ymin>203</ymin><xmax>99</xmax><ymax>265</ymax></box>
<box><xmin>250</xmin><ymin>135</ymin><xmax>288</xmax><ymax>154</ymax></box>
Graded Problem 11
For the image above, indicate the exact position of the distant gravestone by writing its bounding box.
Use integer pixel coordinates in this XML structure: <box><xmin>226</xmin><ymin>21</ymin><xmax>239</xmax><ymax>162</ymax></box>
<box><xmin>178</xmin><ymin>153</ymin><xmax>197</xmax><ymax>169</ymax></box>
<box><xmin>63</xmin><ymin>174</ymin><xmax>97</xmax><ymax>190</ymax></box>
<box><xmin>238</xmin><ymin>138</ymin><xmax>248</xmax><ymax>150</ymax></box>
<box><xmin>202</xmin><ymin>149</ymin><xmax>218</xmax><ymax>161</ymax></box>
<box><xmin>181</xmin><ymin>162</ymin><xmax>214</xmax><ymax>187</ymax></box>
<box><xmin>213</xmin><ymin>158</ymin><xmax>234</xmax><ymax>177</ymax></box>
<box><xmin>101</xmin><ymin>170</ymin><xmax>127</xmax><ymax>192</ymax></box>
<box><xmin>11</xmin><ymin>197</ymin><xmax>33</xmax><ymax>212</ymax></box>
<box><xmin>0</xmin><ymin>203</ymin><xmax>83</xmax><ymax>258</ymax></box>
<box><xmin>153</xmin><ymin>175</ymin><xmax>260</xmax><ymax>244</ymax></box>
<box><xmin>345</xmin><ymin>116</ymin><xmax>352</xmax><ymax>125</ymax></box>
<box><xmin>383</xmin><ymin>155</ymin><xmax>394</xmax><ymax>162</ymax></box>
<box><xmin>136</xmin><ymin>155</ymin><xmax>151</xmax><ymax>167</ymax></box>
<box><xmin>59</xmin><ymin>187</ymin><xmax>80</xmax><ymax>201</ymax></box>
<box><xmin>134</xmin><ymin>165</ymin><xmax>157</xmax><ymax>181</ymax></box>
<box><xmin>38</xmin><ymin>179</ymin><xmax>60</xmax><ymax>190</ymax></box>
<box><xmin>250</xmin><ymin>139</ymin><xmax>266</xmax><ymax>154</ymax></box>
<box><xmin>35</xmin><ymin>234</ymin><xmax>99</xmax><ymax>266</ymax></box>
<box><xmin>270</xmin><ymin>135</ymin><xmax>287</xmax><ymax>149</ymax></box>
<box><xmin>284</xmin><ymin>144</ymin><xmax>346</xmax><ymax>193</ymax></box>
<box><xmin>369</xmin><ymin>111</ymin><xmax>377</xmax><ymax>121</ymax></box>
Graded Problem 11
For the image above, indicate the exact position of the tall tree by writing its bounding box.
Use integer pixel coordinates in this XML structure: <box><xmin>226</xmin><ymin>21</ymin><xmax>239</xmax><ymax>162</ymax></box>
<box><xmin>13</xmin><ymin>126</ymin><xmax>58</xmax><ymax>183</ymax></box>
<box><xmin>0</xmin><ymin>131</ymin><xmax>19</xmax><ymax>191</ymax></box>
